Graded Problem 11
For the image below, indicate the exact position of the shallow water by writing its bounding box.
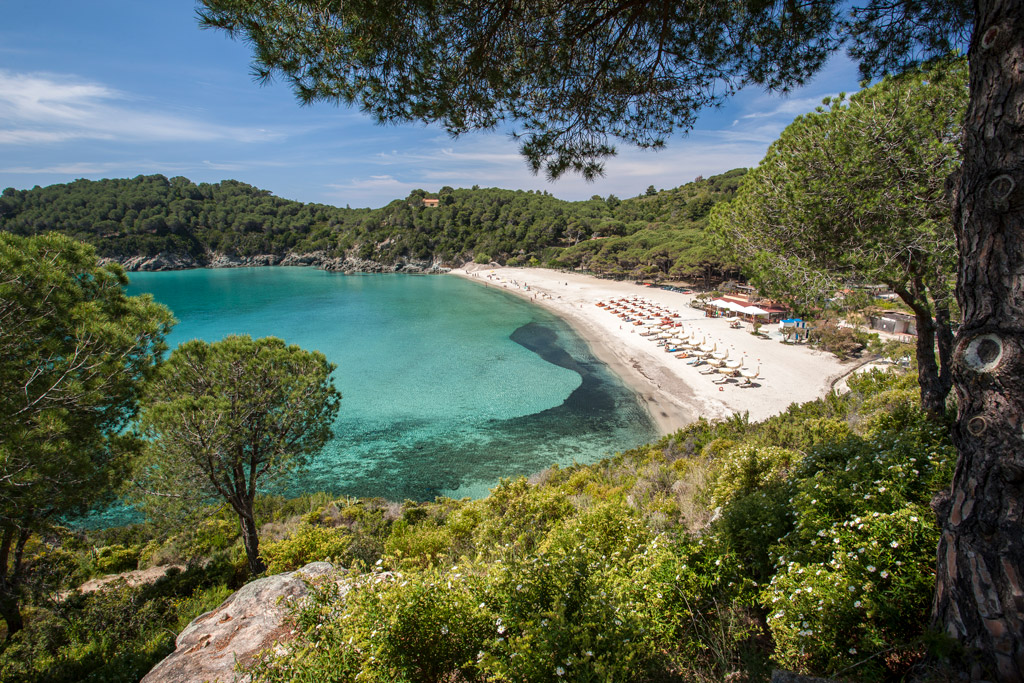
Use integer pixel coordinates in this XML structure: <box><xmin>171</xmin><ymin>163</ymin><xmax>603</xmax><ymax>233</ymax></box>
<box><xmin>112</xmin><ymin>268</ymin><xmax>655</xmax><ymax>514</ymax></box>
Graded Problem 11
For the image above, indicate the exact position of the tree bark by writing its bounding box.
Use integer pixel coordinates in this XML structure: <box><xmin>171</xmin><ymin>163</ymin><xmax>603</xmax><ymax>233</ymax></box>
<box><xmin>236</xmin><ymin>500</ymin><xmax>266</xmax><ymax>577</ymax></box>
<box><xmin>933</xmin><ymin>1</ymin><xmax>1024</xmax><ymax>679</ymax></box>
<box><xmin>934</xmin><ymin>300</ymin><xmax>955</xmax><ymax>401</ymax></box>
<box><xmin>0</xmin><ymin>590</ymin><xmax>23</xmax><ymax>639</ymax></box>
<box><xmin>896</xmin><ymin>285</ymin><xmax>951</xmax><ymax>418</ymax></box>
<box><xmin>0</xmin><ymin>524</ymin><xmax>23</xmax><ymax>638</ymax></box>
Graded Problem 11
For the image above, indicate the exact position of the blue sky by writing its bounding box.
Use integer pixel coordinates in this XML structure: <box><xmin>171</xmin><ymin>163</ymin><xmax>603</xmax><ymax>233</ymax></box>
<box><xmin>1</xmin><ymin>1</ymin><xmax>866</xmax><ymax>209</ymax></box>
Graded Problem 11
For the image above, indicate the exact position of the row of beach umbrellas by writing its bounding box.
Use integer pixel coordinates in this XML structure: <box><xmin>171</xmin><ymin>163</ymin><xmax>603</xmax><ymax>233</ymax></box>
<box><xmin>596</xmin><ymin>297</ymin><xmax>761</xmax><ymax>385</ymax></box>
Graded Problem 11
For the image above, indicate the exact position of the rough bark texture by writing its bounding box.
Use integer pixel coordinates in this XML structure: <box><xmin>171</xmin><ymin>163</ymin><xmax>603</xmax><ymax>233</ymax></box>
<box><xmin>237</xmin><ymin>504</ymin><xmax>267</xmax><ymax>577</ymax></box>
<box><xmin>0</xmin><ymin>524</ymin><xmax>24</xmax><ymax>637</ymax></box>
<box><xmin>934</xmin><ymin>0</ymin><xmax>1024</xmax><ymax>679</ymax></box>
<box><xmin>900</xmin><ymin>292</ymin><xmax>951</xmax><ymax>418</ymax></box>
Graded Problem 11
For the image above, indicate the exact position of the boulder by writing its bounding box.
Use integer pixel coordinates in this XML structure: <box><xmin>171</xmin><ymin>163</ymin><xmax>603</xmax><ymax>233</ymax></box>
<box><xmin>141</xmin><ymin>562</ymin><xmax>336</xmax><ymax>683</ymax></box>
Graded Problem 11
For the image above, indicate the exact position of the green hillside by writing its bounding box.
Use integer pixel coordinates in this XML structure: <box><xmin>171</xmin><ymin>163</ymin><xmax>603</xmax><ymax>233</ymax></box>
<box><xmin>0</xmin><ymin>171</ymin><xmax>744</xmax><ymax>280</ymax></box>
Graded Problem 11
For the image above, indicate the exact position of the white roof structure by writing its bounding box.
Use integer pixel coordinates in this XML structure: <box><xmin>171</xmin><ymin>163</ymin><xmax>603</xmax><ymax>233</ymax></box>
<box><xmin>739</xmin><ymin>305</ymin><xmax>769</xmax><ymax>316</ymax></box>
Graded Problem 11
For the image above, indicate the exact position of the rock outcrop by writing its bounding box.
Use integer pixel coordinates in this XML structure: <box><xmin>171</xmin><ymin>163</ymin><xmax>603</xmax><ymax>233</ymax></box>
<box><xmin>115</xmin><ymin>252</ymin><xmax>203</xmax><ymax>271</ymax></box>
<box><xmin>106</xmin><ymin>250</ymin><xmax>450</xmax><ymax>274</ymax></box>
<box><xmin>141</xmin><ymin>562</ymin><xmax>336</xmax><ymax>683</ymax></box>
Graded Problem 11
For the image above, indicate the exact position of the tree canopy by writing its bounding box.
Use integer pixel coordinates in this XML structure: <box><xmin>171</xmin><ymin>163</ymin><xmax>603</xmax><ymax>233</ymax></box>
<box><xmin>134</xmin><ymin>335</ymin><xmax>341</xmax><ymax>575</ymax></box>
<box><xmin>709</xmin><ymin>57</ymin><xmax>965</xmax><ymax>415</ymax></box>
<box><xmin>199</xmin><ymin>0</ymin><xmax>971</xmax><ymax>179</ymax></box>
<box><xmin>0</xmin><ymin>233</ymin><xmax>174</xmax><ymax>634</ymax></box>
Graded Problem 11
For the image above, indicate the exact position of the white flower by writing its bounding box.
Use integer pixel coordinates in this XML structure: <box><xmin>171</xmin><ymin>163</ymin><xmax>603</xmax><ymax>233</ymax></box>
<box><xmin>867</xmin><ymin>565</ymin><xmax>876</xmax><ymax>572</ymax></box>
<box><xmin>854</xmin><ymin>600</ymin><xmax>862</xmax><ymax>607</ymax></box>
<box><xmin>556</xmin><ymin>666</ymin><xmax>565</xmax><ymax>676</ymax></box>
<box><xmin>880</xmin><ymin>571</ymin><xmax>890</xmax><ymax>579</ymax></box>
<box><xmin>891</xmin><ymin>541</ymin><xmax>899</xmax><ymax>548</ymax></box>
<box><xmin>849</xmin><ymin>647</ymin><xmax>857</xmax><ymax>654</ymax></box>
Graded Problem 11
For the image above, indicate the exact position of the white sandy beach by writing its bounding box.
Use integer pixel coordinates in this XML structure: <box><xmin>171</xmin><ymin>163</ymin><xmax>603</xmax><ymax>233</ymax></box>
<box><xmin>453</xmin><ymin>266</ymin><xmax>859</xmax><ymax>434</ymax></box>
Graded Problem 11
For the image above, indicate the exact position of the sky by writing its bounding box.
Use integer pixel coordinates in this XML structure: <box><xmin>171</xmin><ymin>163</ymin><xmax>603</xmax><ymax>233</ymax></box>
<box><xmin>1</xmin><ymin>1</ymin><xmax>867</xmax><ymax>209</ymax></box>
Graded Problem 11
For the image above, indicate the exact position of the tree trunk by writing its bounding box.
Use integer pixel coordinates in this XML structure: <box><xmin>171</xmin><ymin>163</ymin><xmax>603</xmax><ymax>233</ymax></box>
<box><xmin>0</xmin><ymin>524</ymin><xmax>22</xmax><ymax>638</ymax></box>
<box><xmin>934</xmin><ymin>300</ymin><xmax>955</xmax><ymax>401</ymax></box>
<box><xmin>236</xmin><ymin>501</ymin><xmax>267</xmax><ymax>577</ymax></box>
<box><xmin>898</xmin><ymin>289</ymin><xmax>950</xmax><ymax>418</ymax></box>
<box><xmin>0</xmin><ymin>589</ymin><xmax>23</xmax><ymax>639</ymax></box>
<box><xmin>933</xmin><ymin>1</ymin><xmax>1024</xmax><ymax>679</ymax></box>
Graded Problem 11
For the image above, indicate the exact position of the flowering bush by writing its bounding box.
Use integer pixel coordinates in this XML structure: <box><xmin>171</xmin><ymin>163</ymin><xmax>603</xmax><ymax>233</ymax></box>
<box><xmin>757</xmin><ymin>391</ymin><xmax>956</xmax><ymax>678</ymax></box>
<box><xmin>480</xmin><ymin>504</ymin><xmax>668</xmax><ymax>682</ymax></box>
<box><xmin>765</xmin><ymin>506</ymin><xmax>938</xmax><ymax>679</ymax></box>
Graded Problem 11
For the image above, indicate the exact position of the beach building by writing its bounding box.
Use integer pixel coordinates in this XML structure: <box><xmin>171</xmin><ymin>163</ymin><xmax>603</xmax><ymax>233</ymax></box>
<box><xmin>706</xmin><ymin>294</ymin><xmax>789</xmax><ymax>323</ymax></box>
<box><xmin>421</xmin><ymin>197</ymin><xmax>440</xmax><ymax>207</ymax></box>
<box><xmin>779</xmin><ymin>318</ymin><xmax>810</xmax><ymax>341</ymax></box>
<box><xmin>870</xmin><ymin>311</ymin><xmax>917</xmax><ymax>336</ymax></box>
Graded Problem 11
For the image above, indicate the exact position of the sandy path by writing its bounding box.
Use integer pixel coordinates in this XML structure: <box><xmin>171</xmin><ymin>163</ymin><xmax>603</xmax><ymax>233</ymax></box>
<box><xmin>453</xmin><ymin>266</ymin><xmax>853</xmax><ymax>434</ymax></box>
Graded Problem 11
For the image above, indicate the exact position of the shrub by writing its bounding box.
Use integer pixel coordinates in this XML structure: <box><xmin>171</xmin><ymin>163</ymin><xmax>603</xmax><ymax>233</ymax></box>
<box><xmin>260</xmin><ymin>523</ymin><xmax>351</xmax><ymax>574</ymax></box>
<box><xmin>808</xmin><ymin>320</ymin><xmax>873</xmax><ymax>359</ymax></box>
<box><xmin>94</xmin><ymin>545</ymin><xmax>139</xmax><ymax>574</ymax></box>
<box><xmin>765</xmin><ymin>506</ymin><xmax>938</xmax><ymax>680</ymax></box>
<box><xmin>474</xmin><ymin>478</ymin><xmax>575</xmax><ymax>556</ymax></box>
<box><xmin>360</xmin><ymin>568</ymin><xmax>492</xmax><ymax>682</ymax></box>
<box><xmin>384</xmin><ymin>518</ymin><xmax>455</xmax><ymax>569</ymax></box>
<box><xmin>480</xmin><ymin>503</ymin><xmax>672</xmax><ymax>682</ymax></box>
<box><xmin>708</xmin><ymin>444</ymin><xmax>800</xmax><ymax>507</ymax></box>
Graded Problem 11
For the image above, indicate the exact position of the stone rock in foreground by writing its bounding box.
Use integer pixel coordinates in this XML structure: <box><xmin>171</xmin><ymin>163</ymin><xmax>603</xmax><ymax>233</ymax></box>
<box><xmin>141</xmin><ymin>562</ymin><xmax>336</xmax><ymax>683</ymax></box>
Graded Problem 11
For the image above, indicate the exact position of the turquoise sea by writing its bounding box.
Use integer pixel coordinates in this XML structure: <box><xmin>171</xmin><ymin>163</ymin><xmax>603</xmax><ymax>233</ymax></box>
<box><xmin>123</xmin><ymin>267</ymin><xmax>657</xmax><ymax>505</ymax></box>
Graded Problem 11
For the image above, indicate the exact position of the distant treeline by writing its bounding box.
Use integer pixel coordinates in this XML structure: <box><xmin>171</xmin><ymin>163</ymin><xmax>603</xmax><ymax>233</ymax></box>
<box><xmin>0</xmin><ymin>169</ymin><xmax>745</xmax><ymax>281</ymax></box>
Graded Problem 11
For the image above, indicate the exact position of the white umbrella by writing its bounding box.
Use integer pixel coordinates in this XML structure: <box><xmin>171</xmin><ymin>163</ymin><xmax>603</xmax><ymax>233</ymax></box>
<box><xmin>740</xmin><ymin>305</ymin><xmax>769</xmax><ymax>316</ymax></box>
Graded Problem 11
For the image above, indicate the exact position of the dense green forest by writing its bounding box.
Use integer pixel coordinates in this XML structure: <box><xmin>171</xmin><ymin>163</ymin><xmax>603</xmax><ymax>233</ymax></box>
<box><xmin>0</xmin><ymin>170</ymin><xmax>744</xmax><ymax>281</ymax></box>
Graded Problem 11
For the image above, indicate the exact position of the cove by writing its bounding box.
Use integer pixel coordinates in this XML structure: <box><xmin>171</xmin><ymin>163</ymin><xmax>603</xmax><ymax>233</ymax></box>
<box><xmin>124</xmin><ymin>267</ymin><xmax>657</xmax><ymax>505</ymax></box>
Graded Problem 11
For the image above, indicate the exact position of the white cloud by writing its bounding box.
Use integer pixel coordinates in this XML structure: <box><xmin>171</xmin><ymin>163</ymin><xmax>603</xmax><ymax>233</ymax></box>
<box><xmin>0</xmin><ymin>70</ymin><xmax>283</xmax><ymax>145</ymax></box>
<box><xmin>738</xmin><ymin>94</ymin><xmax>833</xmax><ymax>121</ymax></box>
<box><xmin>319</xmin><ymin>121</ymin><xmax>777</xmax><ymax>207</ymax></box>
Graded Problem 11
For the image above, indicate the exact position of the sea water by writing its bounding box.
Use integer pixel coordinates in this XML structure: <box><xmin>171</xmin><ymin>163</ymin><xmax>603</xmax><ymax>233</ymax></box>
<box><xmin>123</xmin><ymin>267</ymin><xmax>657</xmax><ymax>505</ymax></box>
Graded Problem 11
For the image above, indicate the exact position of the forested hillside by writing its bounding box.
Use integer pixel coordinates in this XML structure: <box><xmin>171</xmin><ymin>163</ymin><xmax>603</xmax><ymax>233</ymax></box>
<box><xmin>0</xmin><ymin>170</ymin><xmax>744</xmax><ymax>280</ymax></box>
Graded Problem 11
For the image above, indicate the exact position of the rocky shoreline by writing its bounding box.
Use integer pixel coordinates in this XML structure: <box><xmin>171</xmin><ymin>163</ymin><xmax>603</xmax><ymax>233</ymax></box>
<box><xmin>104</xmin><ymin>250</ymin><xmax>451</xmax><ymax>274</ymax></box>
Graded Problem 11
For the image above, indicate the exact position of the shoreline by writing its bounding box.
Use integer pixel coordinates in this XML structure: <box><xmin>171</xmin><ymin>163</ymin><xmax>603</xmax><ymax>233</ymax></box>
<box><xmin>452</xmin><ymin>266</ymin><xmax>853</xmax><ymax>436</ymax></box>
